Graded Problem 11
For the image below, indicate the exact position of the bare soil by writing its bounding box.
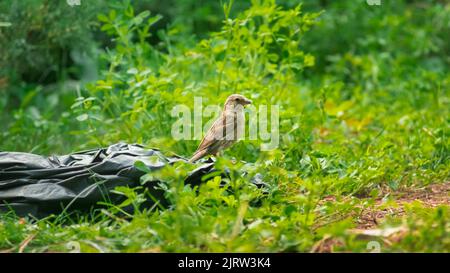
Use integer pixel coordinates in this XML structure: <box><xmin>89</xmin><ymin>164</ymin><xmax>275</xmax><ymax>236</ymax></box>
<box><xmin>312</xmin><ymin>182</ymin><xmax>449</xmax><ymax>252</ymax></box>
<box><xmin>356</xmin><ymin>182</ymin><xmax>449</xmax><ymax>229</ymax></box>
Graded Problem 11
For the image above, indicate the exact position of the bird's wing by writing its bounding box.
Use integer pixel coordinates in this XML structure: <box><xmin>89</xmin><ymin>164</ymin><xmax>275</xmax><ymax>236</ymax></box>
<box><xmin>195</xmin><ymin>115</ymin><xmax>225</xmax><ymax>153</ymax></box>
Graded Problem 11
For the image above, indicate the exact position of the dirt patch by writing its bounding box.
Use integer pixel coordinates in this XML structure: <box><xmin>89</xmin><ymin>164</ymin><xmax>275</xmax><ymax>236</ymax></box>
<box><xmin>313</xmin><ymin>183</ymin><xmax>449</xmax><ymax>252</ymax></box>
<box><xmin>356</xmin><ymin>182</ymin><xmax>449</xmax><ymax>229</ymax></box>
<box><xmin>310</xmin><ymin>235</ymin><xmax>344</xmax><ymax>253</ymax></box>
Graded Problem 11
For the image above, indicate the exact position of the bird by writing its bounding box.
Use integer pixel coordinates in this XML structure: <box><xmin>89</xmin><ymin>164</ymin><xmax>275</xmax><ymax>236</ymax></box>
<box><xmin>189</xmin><ymin>94</ymin><xmax>252</xmax><ymax>163</ymax></box>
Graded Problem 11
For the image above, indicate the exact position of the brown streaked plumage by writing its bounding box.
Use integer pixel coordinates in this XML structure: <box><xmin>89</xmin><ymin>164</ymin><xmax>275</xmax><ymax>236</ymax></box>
<box><xmin>189</xmin><ymin>94</ymin><xmax>252</xmax><ymax>163</ymax></box>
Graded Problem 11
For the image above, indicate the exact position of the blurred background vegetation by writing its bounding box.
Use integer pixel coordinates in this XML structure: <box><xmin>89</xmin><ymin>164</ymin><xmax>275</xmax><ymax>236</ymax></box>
<box><xmin>0</xmin><ymin>0</ymin><xmax>448</xmax><ymax>252</ymax></box>
<box><xmin>1</xmin><ymin>0</ymin><xmax>448</xmax><ymax>154</ymax></box>
<box><xmin>0</xmin><ymin>0</ymin><xmax>448</xmax><ymax>195</ymax></box>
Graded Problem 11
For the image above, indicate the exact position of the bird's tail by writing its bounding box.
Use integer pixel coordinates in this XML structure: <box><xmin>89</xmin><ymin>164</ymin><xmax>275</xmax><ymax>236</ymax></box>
<box><xmin>188</xmin><ymin>149</ymin><xmax>207</xmax><ymax>163</ymax></box>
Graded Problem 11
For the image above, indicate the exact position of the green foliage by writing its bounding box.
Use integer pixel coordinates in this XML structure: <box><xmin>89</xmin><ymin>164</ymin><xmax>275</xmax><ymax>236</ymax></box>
<box><xmin>0</xmin><ymin>0</ymin><xmax>105</xmax><ymax>88</ymax></box>
<box><xmin>0</xmin><ymin>0</ymin><xmax>109</xmax><ymax>152</ymax></box>
<box><xmin>0</xmin><ymin>0</ymin><xmax>449</xmax><ymax>252</ymax></box>
<box><xmin>72</xmin><ymin>0</ymin><xmax>321</xmax><ymax>157</ymax></box>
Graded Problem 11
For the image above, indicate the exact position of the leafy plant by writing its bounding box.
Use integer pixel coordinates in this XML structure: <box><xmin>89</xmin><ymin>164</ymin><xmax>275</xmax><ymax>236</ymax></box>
<box><xmin>1</xmin><ymin>0</ymin><xmax>449</xmax><ymax>253</ymax></box>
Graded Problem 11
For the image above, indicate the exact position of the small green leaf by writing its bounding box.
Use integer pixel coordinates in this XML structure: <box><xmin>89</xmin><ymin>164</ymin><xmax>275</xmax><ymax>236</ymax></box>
<box><xmin>134</xmin><ymin>160</ymin><xmax>151</xmax><ymax>173</ymax></box>
<box><xmin>284</xmin><ymin>205</ymin><xmax>297</xmax><ymax>216</ymax></box>
<box><xmin>76</xmin><ymin>114</ymin><xmax>89</xmax><ymax>121</ymax></box>
<box><xmin>0</xmin><ymin>22</ymin><xmax>12</xmax><ymax>27</ymax></box>
<box><xmin>97</xmin><ymin>14</ymin><xmax>109</xmax><ymax>23</ymax></box>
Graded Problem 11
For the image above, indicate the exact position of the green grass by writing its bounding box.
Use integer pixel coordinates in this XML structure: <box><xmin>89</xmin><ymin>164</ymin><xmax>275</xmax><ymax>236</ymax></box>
<box><xmin>0</xmin><ymin>0</ymin><xmax>449</xmax><ymax>252</ymax></box>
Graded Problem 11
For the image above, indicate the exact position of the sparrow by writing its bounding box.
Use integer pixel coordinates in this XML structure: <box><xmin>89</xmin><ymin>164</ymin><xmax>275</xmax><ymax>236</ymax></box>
<box><xmin>189</xmin><ymin>94</ymin><xmax>252</xmax><ymax>163</ymax></box>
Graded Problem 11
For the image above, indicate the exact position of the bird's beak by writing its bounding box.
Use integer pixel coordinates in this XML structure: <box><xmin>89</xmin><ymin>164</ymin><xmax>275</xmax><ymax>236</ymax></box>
<box><xmin>243</xmin><ymin>98</ymin><xmax>252</xmax><ymax>105</ymax></box>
